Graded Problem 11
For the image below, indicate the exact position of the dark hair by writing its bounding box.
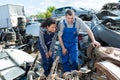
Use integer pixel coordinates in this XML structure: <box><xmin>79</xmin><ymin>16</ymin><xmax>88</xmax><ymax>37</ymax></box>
<box><xmin>65</xmin><ymin>9</ymin><xmax>75</xmax><ymax>16</ymax></box>
<box><xmin>41</xmin><ymin>18</ymin><xmax>56</xmax><ymax>28</ymax></box>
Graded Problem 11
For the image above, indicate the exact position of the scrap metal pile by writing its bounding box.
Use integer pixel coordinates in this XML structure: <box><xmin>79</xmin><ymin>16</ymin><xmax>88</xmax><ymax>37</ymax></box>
<box><xmin>0</xmin><ymin>49</ymin><xmax>44</xmax><ymax>80</ymax></box>
<box><xmin>87</xmin><ymin>44</ymin><xmax>120</xmax><ymax>80</ymax></box>
<box><xmin>0</xmin><ymin>8</ymin><xmax>120</xmax><ymax>80</ymax></box>
<box><xmin>0</xmin><ymin>48</ymin><xmax>90</xmax><ymax>80</ymax></box>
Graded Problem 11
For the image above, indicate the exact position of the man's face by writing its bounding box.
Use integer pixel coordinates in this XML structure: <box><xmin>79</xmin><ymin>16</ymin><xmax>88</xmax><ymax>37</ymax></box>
<box><xmin>66</xmin><ymin>14</ymin><xmax>74</xmax><ymax>24</ymax></box>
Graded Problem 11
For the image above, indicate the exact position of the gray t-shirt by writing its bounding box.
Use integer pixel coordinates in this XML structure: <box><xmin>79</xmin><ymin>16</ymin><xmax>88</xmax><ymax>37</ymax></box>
<box><xmin>58</xmin><ymin>17</ymin><xmax>89</xmax><ymax>36</ymax></box>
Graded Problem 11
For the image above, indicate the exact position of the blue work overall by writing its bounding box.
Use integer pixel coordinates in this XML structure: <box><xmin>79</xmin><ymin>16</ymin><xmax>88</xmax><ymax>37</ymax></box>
<box><xmin>38</xmin><ymin>31</ymin><xmax>54</xmax><ymax>76</ymax></box>
<box><xmin>61</xmin><ymin>19</ymin><xmax>78</xmax><ymax>72</ymax></box>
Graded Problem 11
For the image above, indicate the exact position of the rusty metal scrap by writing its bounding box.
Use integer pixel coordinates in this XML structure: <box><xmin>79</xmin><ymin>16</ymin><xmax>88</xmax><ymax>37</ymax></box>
<box><xmin>45</xmin><ymin>56</ymin><xmax>83</xmax><ymax>80</ymax></box>
<box><xmin>46</xmin><ymin>56</ymin><xmax>65</xmax><ymax>80</ymax></box>
<box><xmin>95</xmin><ymin>61</ymin><xmax>120</xmax><ymax>80</ymax></box>
<box><xmin>87</xmin><ymin>44</ymin><xmax>120</xmax><ymax>65</ymax></box>
<box><xmin>49</xmin><ymin>56</ymin><xmax>60</xmax><ymax>75</ymax></box>
<box><xmin>63</xmin><ymin>72</ymin><xmax>72</xmax><ymax>80</ymax></box>
<box><xmin>63</xmin><ymin>70</ymin><xmax>82</xmax><ymax>80</ymax></box>
<box><xmin>87</xmin><ymin>44</ymin><xmax>120</xmax><ymax>80</ymax></box>
<box><xmin>94</xmin><ymin>47</ymin><xmax>120</xmax><ymax>67</ymax></box>
<box><xmin>47</xmin><ymin>74</ymin><xmax>64</xmax><ymax>80</ymax></box>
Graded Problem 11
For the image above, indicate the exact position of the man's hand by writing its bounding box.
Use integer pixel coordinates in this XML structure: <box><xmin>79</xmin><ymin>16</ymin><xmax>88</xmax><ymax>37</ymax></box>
<box><xmin>62</xmin><ymin>48</ymin><xmax>68</xmax><ymax>55</ymax></box>
<box><xmin>91</xmin><ymin>40</ymin><xmax>101</xmax><ymax>48</ymax></box>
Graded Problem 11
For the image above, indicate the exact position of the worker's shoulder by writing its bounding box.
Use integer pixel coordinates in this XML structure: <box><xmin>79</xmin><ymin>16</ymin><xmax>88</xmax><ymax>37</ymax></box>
<box><xmin>75</xmin><ymin>16</ymin><xmax>82</xmax><ymax>22</ymax></box>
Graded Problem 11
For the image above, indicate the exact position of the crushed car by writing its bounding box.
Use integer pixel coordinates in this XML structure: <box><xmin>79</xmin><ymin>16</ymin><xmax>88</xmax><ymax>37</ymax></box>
<box><xmin>52</xmin><ymin>6</ymin><xmax>93</xmax><ymax>21</ymax></box>
<box><xmin>90</xmin><ymin>14</ymin><xmax>120</xmax><ymax>48</ymax></box>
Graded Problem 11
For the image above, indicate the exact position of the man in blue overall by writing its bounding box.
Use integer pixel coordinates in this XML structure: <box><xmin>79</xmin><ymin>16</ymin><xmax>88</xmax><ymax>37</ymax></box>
<box><xmin>58</xmin><ymin>10</ymin><xmax>100</xmax><ymax>72</ymax></box>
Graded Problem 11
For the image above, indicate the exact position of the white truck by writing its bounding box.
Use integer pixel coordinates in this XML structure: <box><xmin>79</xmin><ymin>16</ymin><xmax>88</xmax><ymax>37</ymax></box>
<box><xmin>0</xmin><ymin>4</ymin><xmax>26</xmax><ymax>42</ymax></box>
<box><xmin>0</xmin><ymin>4</ymin><xmax>26</xmax><ymax>28</ymax></box>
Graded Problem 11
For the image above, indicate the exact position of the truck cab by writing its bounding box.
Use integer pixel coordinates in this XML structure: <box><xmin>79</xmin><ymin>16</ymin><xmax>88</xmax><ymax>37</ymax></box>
<box><xmin>0</xmin><ymin>4</ymin><xmax>26</xmax><ymax>42</ymax></box>
<box><xmin>0</xmin><ymin>4</ymin><xmax>26</xmax><ymax>28</ymax></box>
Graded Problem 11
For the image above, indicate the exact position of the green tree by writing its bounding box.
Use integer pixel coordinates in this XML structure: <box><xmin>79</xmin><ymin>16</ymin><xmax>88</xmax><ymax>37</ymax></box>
<box><xmin>44</xmin><ymin>6</ymin><xmax>56</xmax><ymax>18</ymax></box>
<box><xmin>47</xmin><ymin>6</ymin><xmax>56</xmax><ymax>13</ymax></box>
<box><xmin>45</xmin><ymin>11</ymin><xmax>51</xmax><ymax>18</ymax></box>
<box><xmin>29</xmin><ymin>6</ymin><xmax>56</xmax><ymax>19</ymax></box>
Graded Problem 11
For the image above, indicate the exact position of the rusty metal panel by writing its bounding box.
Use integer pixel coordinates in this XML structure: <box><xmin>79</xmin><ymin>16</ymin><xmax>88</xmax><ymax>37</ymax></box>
<box><xmin>95</xmin><ymin>61</ymin><xmax>120</xmax><ymax>80</ymax></box>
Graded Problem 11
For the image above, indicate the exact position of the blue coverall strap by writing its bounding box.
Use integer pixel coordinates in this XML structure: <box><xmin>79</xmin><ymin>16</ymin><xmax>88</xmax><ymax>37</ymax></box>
<box><xmin>63</xmin><ymin>18</ymin><xmax>76</xmax><ymax>28</ymax></box>
<box><xmin>63</xmin><ymin>19</ymin><xmax>67</xmax><ymax>28</ymax></box>
<box><xmin>73</xmin><ymin>18</ymin><xmax>76</xmax><ymax>28</ymax></box>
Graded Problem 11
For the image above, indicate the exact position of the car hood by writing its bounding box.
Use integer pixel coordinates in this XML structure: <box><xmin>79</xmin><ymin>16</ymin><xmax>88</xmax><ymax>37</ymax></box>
<box><xmin>26</xmin><ymin>22</ymin><xmax>40</xmax><ymax>37</ymax></box>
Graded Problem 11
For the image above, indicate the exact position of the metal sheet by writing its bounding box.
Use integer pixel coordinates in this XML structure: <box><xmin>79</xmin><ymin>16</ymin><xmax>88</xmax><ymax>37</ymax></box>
<box><xmin>0</xmin><ymin>67</ymin><xmax>25</xmax><ymax>80</ymax></box>
<box><xmin>0</xmin><ymin>51</ymin><xmax>8</xmax><ymax>59</ymax></box>
<box><xmin>99</xmin><ymin>61</ymin><xmax>120</xmax><ymax>79</ymax></box>
<box><xmin>5</xmin><ymin>49</ymin><xmax>35</xmax><ymax>66</ymax></box>
<box><xmin>0</xmin><ymin>57</ymin><xmax>16</xmax><ymax>71</ymax></box>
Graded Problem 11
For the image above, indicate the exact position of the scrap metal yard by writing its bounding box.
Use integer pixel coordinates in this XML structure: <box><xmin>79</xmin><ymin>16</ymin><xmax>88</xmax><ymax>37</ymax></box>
<box><xmin>0</xmin><ymin>1</ymin><xmax>120</xmax><ymax>80</ymax></box>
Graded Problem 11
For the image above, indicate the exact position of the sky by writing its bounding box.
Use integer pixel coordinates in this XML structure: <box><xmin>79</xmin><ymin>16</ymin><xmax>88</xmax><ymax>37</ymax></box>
<box><xmin>0</xmin><ymin>0</ymin><xmax>119</xmax><ymax>16</ymax></box>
